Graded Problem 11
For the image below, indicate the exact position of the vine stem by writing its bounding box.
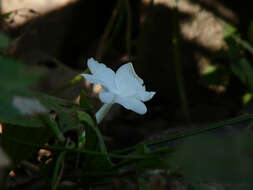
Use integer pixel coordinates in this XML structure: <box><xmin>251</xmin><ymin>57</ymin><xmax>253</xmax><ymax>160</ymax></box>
<box><xmin>40</xmin><ymin>115</ymin><xmax>65</xmax><ymax>143</ymax></box>
<box><xmin>52</xmin><ymin>151</ymin><xmax>66</xmax><ymax>190</ymax></box>
<box><xmin>172</xmin><ymin>0</ymin><xmax>190</xmax><ymax>122</ymax></box>
<box><xmin>114</xmin><ymin>114</ymin><xmax>253</xmax><ymax>154</ymax></box>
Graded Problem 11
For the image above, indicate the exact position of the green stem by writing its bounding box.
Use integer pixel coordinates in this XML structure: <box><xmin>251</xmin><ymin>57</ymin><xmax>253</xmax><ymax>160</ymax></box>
<box><xmin>40</xmin><ymin>115</ymin><xmax>65</xmax><ymax>143</ymax></box>
<box><xmin>3</xmin><ymin>136</ymin><xmax>151</xmax><ymax>159</ymax></box>
<box><xmin>95</xmin><ymin>103</ymin><xmax>113</xmax><ymax>124</ymax></box>
<box><xmin>51</xmin><ymin>151</ymin><xmax>66</xmax><ymax>189</ymax></box>
<box><xmin>125</xmin><ymin>0</ymin><xmax>132</xmax><ymax>55</ymax></box>
<box><xmin>172</xmin><ymin>1</ymin><xmax>190</xmax><ymax>122</ymax></box>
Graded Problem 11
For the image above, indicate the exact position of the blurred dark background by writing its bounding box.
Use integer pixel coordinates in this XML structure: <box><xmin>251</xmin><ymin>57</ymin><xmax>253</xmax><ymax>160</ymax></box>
<box><xmin>1</xmin><ymin>0</ymin><xmax>253</xmax><ymax>148</ymax></box>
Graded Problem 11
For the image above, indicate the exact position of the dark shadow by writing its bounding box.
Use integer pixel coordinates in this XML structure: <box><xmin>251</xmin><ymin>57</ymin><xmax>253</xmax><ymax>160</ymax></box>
<box><xmin>1</xmin><ymin>0</ymin><xmax>250</xmax><ymax>125</ymax></box>
<box><xmin>135</xmin><ymin>1</ymin><xmax>245</xmax><ymax>125</ymax></box>
<box><xmin>4</xmin><ymin>0</ymin><xmax>118</xmax><ymax>69</ymax></box>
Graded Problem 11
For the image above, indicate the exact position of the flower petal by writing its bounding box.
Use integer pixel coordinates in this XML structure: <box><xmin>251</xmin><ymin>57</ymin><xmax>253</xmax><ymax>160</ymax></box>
<box><xmin>99</xmin><ymin>91</ymin><xmax>115</xmax><ymax>103</ymax></box>
<box><xmin>115</xmin><ymin>96</ymin><xmax>147</xmax><ymax>114</ymax></box>
<box><xmin>137</xmin><ymin>90</ymin><xmax>156</xmax><ymax>101</ymax></box>
<box><xmin>115</xmin><ymin>63</ymin><xmax>144</xmax><ymax>96</ymax></box>
<box><xmin>81</xmin><ymin>74</ymin><xmax>102</xmax><ymax>84</ymax></box>
<box><xmin>87</xmin><ymin>58</ymin><xmax>116</xmax><ymax>91</ymax></box>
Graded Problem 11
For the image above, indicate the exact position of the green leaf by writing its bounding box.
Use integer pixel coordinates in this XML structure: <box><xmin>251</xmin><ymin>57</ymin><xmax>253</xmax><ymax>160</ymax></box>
<box><xmin>2</xmin><ymin>124</ymin><xmax>53</xmax><ymax>163</ymax></box>
<box><xmin>248</xmin><ymin>20</ymin><xmax>253</xmax><ymax>44</ymax></box>
<box><xmin>135</xmin><ymin>157</ymin><xmax>169</xmax><ymax>171</ymax></box>
<box><xmin>135</xmin><ymin>145</ymin><xmax>172</xmax><ymax>171</ymax></box>
<box><xmin>136</xmin><ymin>143</ymin><xmax>150</xmax><ymax>154</ymax></box>
<box><xmin>200</xmin><ymin>66</ymin><xmax>228</xmax><ymax>86</ymax></box>
<box><xmin>78</xmin><ymin>130</ymin><xmax>86</xmax><ymax>149</ymax></box>
<box><xmin>36</xmin><ymin>93</ymin><xmax>78</xmax><ymax>110</ymax></box>
<box><xmin>1</xmin><ymin>12</ymin><xmax>12</xmax><ymax>19</ymax></box>
<box><xmin>0</xmin><ymin>55</ymin><xmax>42</xmax><ymax>90</ymax></box>
<box><xmin>242</xmin><ymin>93</ymin><xmax>252</xmax><ymax>104</ymax></box>
<box><xmin>189</xmin><ymin>180</ymin><xmax>211</xmax><ymax>190</ymax></box>
<box><xmin>0</xmin><ymin>90</ymin><xmax>86</xmax><ymax>128</ymax></box>
<box><xmin>77</xmin><ymin>111</ymin><xmax>113</xmax><ymax>169</ymax></box>
<box><xmin>224</xmin><ymin>24</ymin><xmax>237</xmax><ymax>39</ymax></box>
<box><xmin>0</xmin><ymin>31</ymin><xmax>9</xmax><ymax>50</ymax></box>
<box><xmin>231</xmin><ymin>58</ymin><xmax>253</xmax><ymax>92</ymax></box>
<box><xmin>57</xmin><ymin>108</ymin><xmax>83</xmax><ymax>133</ymax></box>
<box><xmin>51</xmin><ymin>152</ymin><xmax>66</xmax><ymax>189</ymax></box>
<box><xmin>79</xmin><ymin>90</ymin><xmax>93</xmax><ymax>112</ymax></box>
<box><xmin>169</xmin><ymin>130</ymin><xmax>253</xmax><ymax>185</ymax></box>
<box><xmin>77</xmin><ymin>111</ymin><xmax>95</xmax><ymax>127</ymax></box>
<box><xmin>0</xmin><ymin>92</ymin><xmax>44</xmax><ymax>127</ymax></box>
<box><xmin>138</xmin><ymin>177</ymin><xmax>151</xmax><ymax>190</ymax></box>
<box><xmin>231</xmin><ymin>60</ymin><xmax>247</xmax><ymax>84</ymax></box>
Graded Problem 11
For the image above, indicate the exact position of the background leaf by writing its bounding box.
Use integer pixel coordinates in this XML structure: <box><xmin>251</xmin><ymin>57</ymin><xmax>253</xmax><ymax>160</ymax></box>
<box><xmin>0</xmin><ymin>31</ymin><xmax>9</xmax><ymax>50</ymax></box>
<box><xmin>79</xmin><ymin>90</ymin><xmax>93</xmax><ymax>112</ymax></box>
<box><xmin>231</xmin><ymin>58</ymin><xmax>253</xmax><ymax>92</ymax></box>
<box><xmin>2</xmin><ymin>124</ymin><xmax>53</xmax><ymax>163</ymax></box>
<box><xmin>138</xmin><ymin>177</ymin><xmax>151</xmax><ymax>190</ymax></box>
<box><xmin>169</xmin><ymin>129</ymin><xmax>253</xmax><ymax>187</ymax></box>
<box><xmin>78</xmin><ymin>111</ymin><xmax>113</xmax><ymax>168</ymax></box>
<box><xmin>247</xmin><ymin>20</ymin><xmax>253</xmax><ymax>44</ymax></box>
<box><xmin>0</xmin><ymin>55</ymin><xmax>42</xmax><ymax>90</ymax></box>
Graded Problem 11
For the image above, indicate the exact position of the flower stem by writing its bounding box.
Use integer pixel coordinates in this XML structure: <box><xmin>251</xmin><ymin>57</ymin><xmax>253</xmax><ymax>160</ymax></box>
<box><xmin>95</xmin><ymin>103</ymin><xmax>113</xmax><ymax>124</ymax></box>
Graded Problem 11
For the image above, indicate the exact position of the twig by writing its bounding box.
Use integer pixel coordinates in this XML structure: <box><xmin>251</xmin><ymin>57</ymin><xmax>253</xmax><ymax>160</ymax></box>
<box><xmin>96</xmin><ymin>0</ymin><xmax>122</xmax><ymax>58</ymax></box>
<box><xmin>125</xmin><ymin>0</ymin><xmax>132</xmax><ymax>55</ymax></box>
<box><xmin>172</xmin><ymin>1</ymin><xmax>190</xmax><ymax>122</ymax></box>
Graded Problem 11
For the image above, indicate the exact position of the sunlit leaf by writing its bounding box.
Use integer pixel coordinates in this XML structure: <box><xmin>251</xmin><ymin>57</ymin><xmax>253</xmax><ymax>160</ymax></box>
<box><xmin>242</xmin><ymin>93</ymin><xmax>252</xmax><ymax>104</ymax></box>
<box><xmin>200</xmin><ymin>66</ymin><xmax>228</xmax><ymax>86</ymax></box>
<box><xmin>224</xmin><ymin>24</ymin><xmax>237</xmax><ymax>39</ymax></box>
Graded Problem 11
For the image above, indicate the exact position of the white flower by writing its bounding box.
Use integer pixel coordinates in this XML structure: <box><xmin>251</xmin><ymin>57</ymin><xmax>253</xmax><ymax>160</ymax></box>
<box><xmin>81</xmin><ymin>58</ymin><xmax>155</xmax><ymax>123</ymax></box>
